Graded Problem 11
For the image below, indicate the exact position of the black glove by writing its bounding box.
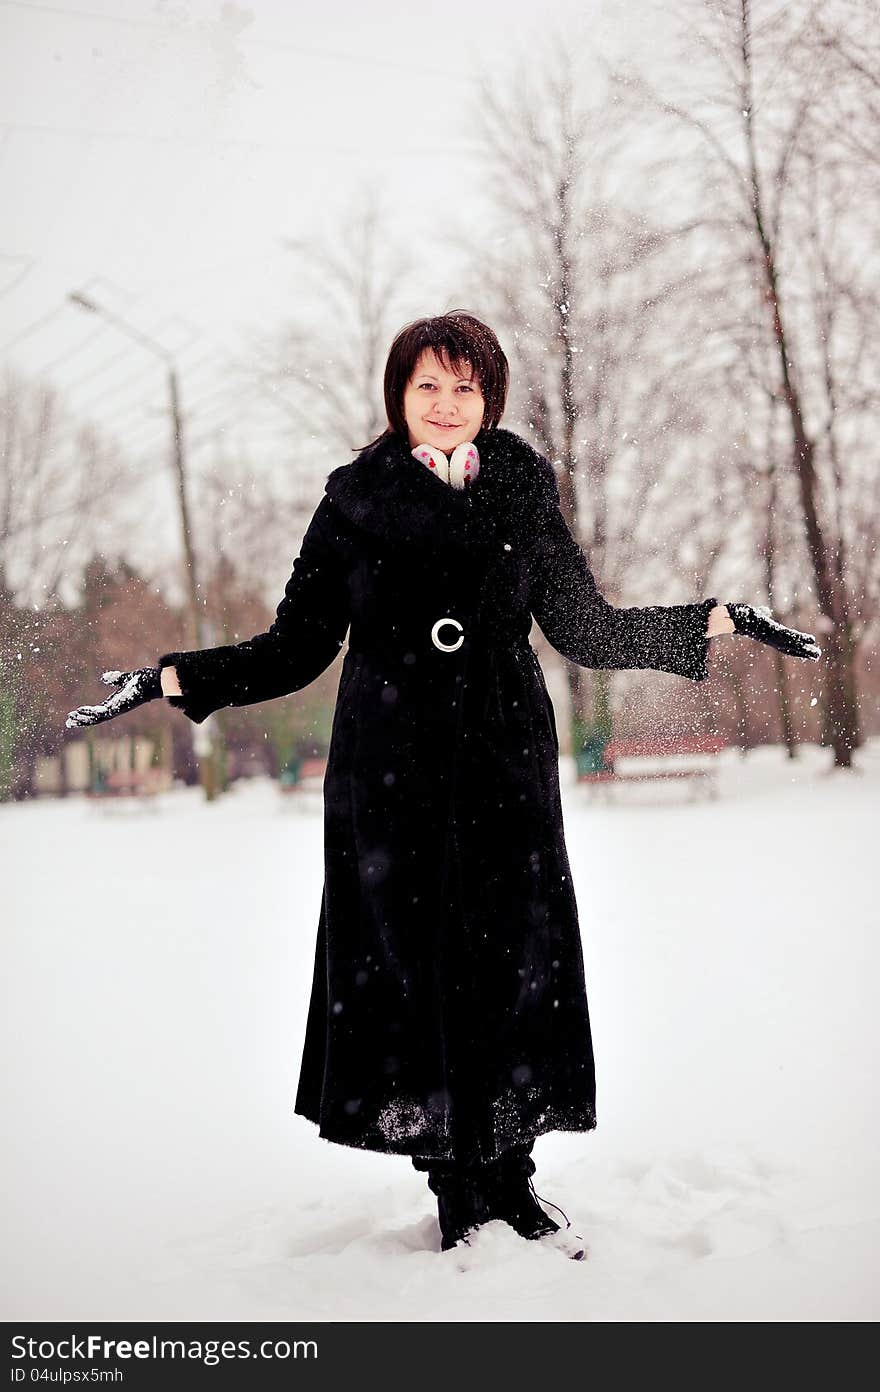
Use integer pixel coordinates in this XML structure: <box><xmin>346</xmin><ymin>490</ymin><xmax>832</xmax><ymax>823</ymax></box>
<box><xmin>726</xmin><ymin>603</ymin><xmax>821</xmax><ymax>661</ymax></box>
<box><xmin>65</xmin><ymin>667</ymin><xmax>165</xmax><ymax>729</ymax></box>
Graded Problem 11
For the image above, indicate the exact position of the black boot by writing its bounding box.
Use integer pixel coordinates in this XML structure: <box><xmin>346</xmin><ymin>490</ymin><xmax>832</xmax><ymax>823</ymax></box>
<box><xmin>424</xmin><ymin>1166</ymin><xmax>494</xmax><ymax>1252</ymax></box>
<box><xmin>482</xmin><ymin>1149</ymin><xmax>561</xmax><ymax>1240</ymax></box>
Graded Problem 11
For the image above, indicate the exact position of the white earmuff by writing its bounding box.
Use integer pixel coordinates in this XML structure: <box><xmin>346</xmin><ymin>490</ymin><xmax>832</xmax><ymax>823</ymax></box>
<box><xmin>448</xmin><ymin>441</ymin><xmax>479</xmax><ymax>489</ymax></box>
<box><xmin>412</xmin><ymin>441</ymin><xmax>480</xmax><ymax>490</ymax></box>
<box><xmin>412</xmin><ymin>443</ymin><xmax>450</xmax><ymax>484</ymax></box>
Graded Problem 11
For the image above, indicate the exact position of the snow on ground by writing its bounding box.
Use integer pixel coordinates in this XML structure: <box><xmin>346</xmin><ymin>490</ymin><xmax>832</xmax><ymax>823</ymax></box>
<box><xmin>3</xmin><ymin>741</ymin><xmax>878</xmax><ymax>1321</ymax></box>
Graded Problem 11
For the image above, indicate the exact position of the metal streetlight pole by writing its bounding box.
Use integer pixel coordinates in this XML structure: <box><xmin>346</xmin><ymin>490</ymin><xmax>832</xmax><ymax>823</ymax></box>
<box><xmin>68</xmin><ymin>291</ymin><xmax>220</xmax><ymax>800</ymax></box>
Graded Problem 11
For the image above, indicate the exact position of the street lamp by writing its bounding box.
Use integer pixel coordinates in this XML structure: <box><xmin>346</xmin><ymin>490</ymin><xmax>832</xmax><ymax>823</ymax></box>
<box><xmin>68</xmin><ymin>290</ymin><xmax>220</xmax><ymax>799</ymax></box>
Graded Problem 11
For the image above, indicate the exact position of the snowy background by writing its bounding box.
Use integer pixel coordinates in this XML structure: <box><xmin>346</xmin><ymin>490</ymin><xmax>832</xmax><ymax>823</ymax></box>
<box><xmin>4</xmin><ymin>742</ymin><xmax>877</xmax><ymax>1322</ymax></box>
<box><xmin>3</xmin><ymin>0</ymin><xmax>876</xmax><ymax>1325</ymax></box>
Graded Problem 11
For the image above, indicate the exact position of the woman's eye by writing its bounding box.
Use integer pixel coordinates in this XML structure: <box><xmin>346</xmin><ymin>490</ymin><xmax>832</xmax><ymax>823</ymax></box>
<box><xmin>416</xmin><ymin>383</ymin><xmax>476</xmax><ymax>391</ymax></box>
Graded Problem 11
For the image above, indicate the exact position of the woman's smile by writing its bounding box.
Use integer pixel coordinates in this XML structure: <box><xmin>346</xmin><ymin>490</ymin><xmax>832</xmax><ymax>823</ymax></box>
<box><xmin>403</xmin><ymin>346</ymin><xmax>486</xmax><ymax>449</ymax></box>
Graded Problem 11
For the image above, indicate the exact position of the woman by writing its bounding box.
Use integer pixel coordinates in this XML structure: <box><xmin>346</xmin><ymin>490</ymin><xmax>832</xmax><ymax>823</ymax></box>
<box><xmin>66</xmin><ymin>312</ymin><xmax>821</xmax><ymax>1259</ymax></box>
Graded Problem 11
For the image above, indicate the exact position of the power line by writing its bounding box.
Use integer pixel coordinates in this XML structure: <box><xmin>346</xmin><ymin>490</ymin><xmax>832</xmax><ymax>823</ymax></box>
<box><xmin>0</xmin><ymin>303</ymin><xmax>67</xmax><ymax>354</ymax></box>
<box><xmin>0</xmin><ymin>253</ymin><xmax>36</xmax><ymax>298</ymax></box>
<box><xmin>12</xmin><ymin>297</ymin><xmax>205</xmax><ymax>393</ymax></box>
<box><xmin>0</xmin><ymin>0</ymin><xmax>477</xmax><ymax>83</ymax></box>
<box><xmin>1</xmin><ymin>0</ymin><xmax>162</xmax><ymax>30</ymax></box>
<box><xmin>64</xmin><ymin>345</ymin><xmax>220</xmax><ymax>403</ymax></box>
<box><xmin>75</xmin><ymin>374</ymin><xmax>291</xmax><ymax>457</ymax></box>
<box><xmin>6</xmin><ymin>320</ymin><xmax>155</xmax><ymax>389</ymax></box>
<box><xmin>34</xmin><ymin>321</ymin><xmax>142</xmax><ymax>380</ymax></box>
<box><xmin>5</xmin><ymin>282</ymin><xmax>340</xmax><ymax>457</ymax></box>
<box><xmin>0</xmin><ymin>119</ymin><xmax>480</xmax><ymax>160</ymax></box>
<box><xmin>3</xmin><ymin>314</ymin><xmax>247</xmax><ymax>449</ymax></box>
<box><xmin>1</xmin><ymin>275</ymin><xmax>140</xmax><ymax>357</ymax></box>
<box><xmin>67</xmin><ymin>357</ymin><xmax>229</xmax><ymax>434</ymax></box>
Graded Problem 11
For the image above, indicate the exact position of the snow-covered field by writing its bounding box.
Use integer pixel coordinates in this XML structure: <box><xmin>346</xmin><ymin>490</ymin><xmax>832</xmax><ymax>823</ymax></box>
<box><xmin>3</xmin><ymin>741</ymin><xmax>878</xmax><ymax>1322</ymax></box>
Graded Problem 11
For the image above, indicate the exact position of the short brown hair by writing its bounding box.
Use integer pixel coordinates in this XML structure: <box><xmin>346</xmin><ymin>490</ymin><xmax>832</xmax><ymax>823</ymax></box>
<box><xmin>355</xmin><ymin>311</ymin><xmax>509</xmax><ymax>452</ymax></box>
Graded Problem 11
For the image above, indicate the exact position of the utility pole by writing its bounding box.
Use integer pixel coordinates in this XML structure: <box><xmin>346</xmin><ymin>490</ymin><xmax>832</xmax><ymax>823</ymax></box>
<box><xmin>68</xmin><ymin>291</ymin><xmax>220</xmax><ymax>800</ymax></box>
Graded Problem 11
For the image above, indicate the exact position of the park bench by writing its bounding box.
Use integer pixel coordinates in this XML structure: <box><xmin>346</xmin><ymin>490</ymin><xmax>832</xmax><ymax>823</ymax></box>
<box><xmin>577</xmin><ymin>735</ymin><xmax>728</xmax><ymax>802</ymax></box>
<box><xmin>85</xmin><ymin>767</ymin><xmax>167</xmax><ymax>807</ymax></box>
<box><xmin>278</xmin><ymin>756</ymin><xmax>328</xmax><ymax>795</ymax></box>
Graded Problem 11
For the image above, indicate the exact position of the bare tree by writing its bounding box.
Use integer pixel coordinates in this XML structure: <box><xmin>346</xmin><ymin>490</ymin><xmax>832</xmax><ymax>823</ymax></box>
<box><xmin>249</xmin><ymin>187</ymin><xmax>417</xmax><ymax>456</ymax></box>
<box><xmin>464</xmin><ymin>32</ymin><xmax>730</xmax><ymax>752</ymax></box>
<box><xmin>811</xmin><ymin>0</ymin><xmax>880</xmax><ymax>174</ymax></box>
<box><xmin>0</xmin><ymin>370</ymin><xmax>128</xmax><ymax>606</ymax></box>
<box><xmin>611</xmin><ymin>0</ymin><xmax>878</xmax><ymax>766</ymax></box>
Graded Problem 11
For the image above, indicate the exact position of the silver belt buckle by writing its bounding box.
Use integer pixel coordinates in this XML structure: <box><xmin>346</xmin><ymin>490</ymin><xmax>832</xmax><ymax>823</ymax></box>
<box><xmin>431</xmin><ymin>617</ymin><xmax>464</xmax><ymax>653</ymax></box>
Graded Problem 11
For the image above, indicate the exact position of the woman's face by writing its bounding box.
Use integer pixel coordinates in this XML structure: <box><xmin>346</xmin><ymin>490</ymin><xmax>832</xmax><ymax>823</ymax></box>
<box><xmin>402</xmin><ymin>348</ymin><xmax>485</xmax><ymax>452</ymax></box>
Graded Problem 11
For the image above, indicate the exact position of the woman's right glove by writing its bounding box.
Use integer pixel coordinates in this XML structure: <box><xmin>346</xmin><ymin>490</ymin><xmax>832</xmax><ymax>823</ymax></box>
<box><xmin>65</xmin><ymin>668</ymin><xmax>165</xmax><ymax>729</ymax></box>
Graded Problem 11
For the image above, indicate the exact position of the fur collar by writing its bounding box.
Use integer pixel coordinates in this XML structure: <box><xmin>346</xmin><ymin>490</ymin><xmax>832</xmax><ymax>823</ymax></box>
<box><xmin>324</xmin><ymin>427</ymin><xmax>560</xmax><ymax>551</ymax></box>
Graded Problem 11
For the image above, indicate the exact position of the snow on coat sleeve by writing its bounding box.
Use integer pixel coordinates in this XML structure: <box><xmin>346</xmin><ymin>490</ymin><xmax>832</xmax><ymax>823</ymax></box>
<box><xmin>156</xmin><ymin>496</ymin><xmax>350</xmax><ymax>724</ymax></box>
<box><xmin>528</xmin><ymin>504</ymin><xmax>719</xmax><ymax>682</ymax></box>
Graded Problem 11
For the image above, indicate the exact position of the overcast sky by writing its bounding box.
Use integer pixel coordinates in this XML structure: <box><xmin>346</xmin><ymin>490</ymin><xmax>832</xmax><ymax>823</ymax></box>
<box><xmin>1</xmin><ymin>0</ymin><xmax>663</xmax><ymax>438</ymax></box>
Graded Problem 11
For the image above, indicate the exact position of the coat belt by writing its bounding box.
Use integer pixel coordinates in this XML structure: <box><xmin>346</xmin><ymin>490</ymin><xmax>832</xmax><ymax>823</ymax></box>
<box><xmin>347</xmin><ymin>621</ymin><xmax>530</xmax><ymax>664</ymax></box>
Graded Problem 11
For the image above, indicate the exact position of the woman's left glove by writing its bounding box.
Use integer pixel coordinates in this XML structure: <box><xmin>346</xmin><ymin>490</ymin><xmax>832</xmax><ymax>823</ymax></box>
<box><xmin>726</xmin><ymin>603</ymin><xmax>822</xmax><ymax>661</ymax></box>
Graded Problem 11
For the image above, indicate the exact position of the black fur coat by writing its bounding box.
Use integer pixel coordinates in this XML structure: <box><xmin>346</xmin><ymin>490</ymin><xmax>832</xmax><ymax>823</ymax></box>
<box><xmin>158</xmin><ymin>426</ymin><xmax>718</xmax><ymax>1165</ymax></box>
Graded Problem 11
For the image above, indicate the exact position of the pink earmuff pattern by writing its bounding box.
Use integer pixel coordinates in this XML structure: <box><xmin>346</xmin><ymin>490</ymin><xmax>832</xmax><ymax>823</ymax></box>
<box><xmin>412</xmin><ymin>441</ymin><xmax>480</xmax><ymax>490</ymax></box>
